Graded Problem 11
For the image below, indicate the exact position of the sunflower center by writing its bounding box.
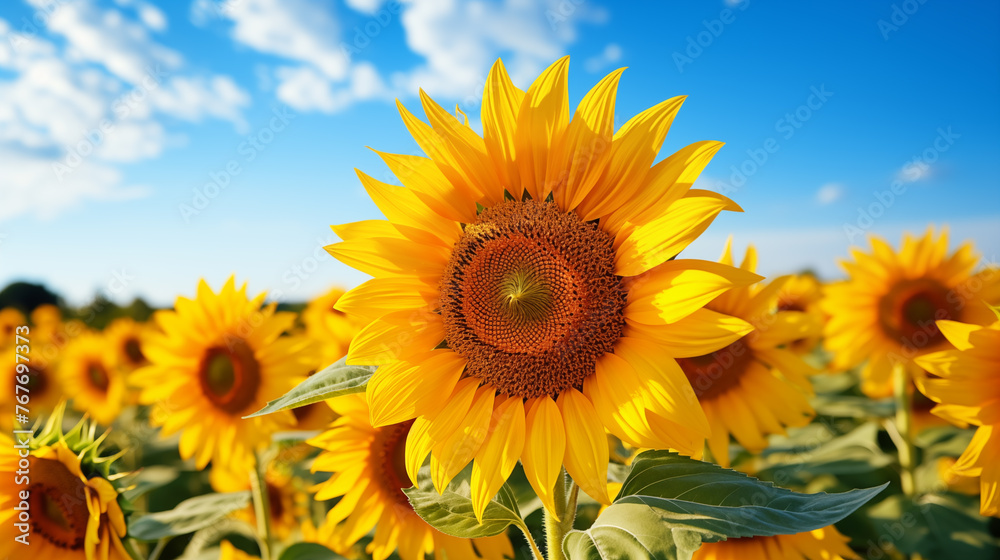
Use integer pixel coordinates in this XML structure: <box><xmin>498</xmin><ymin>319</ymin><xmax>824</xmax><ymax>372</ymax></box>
<box><xmin>87</xmin><ymin>362</ymin><xmax>110</xmax><ymax>392</ymax></box>
<box><xmin>25</xmin><ymin>365</ymin><xmax>49</xmax><ymax>398</ymax></box>
<box><xmin>29</xmin><ymin>457</ymin><xmax>90</xmax><ymax>550</ymax></box>
<box><xmin>124</xmin><ymin>337</ymin><xmax>145</xmax><ymax>365</ymax></box>
<box><xmin>440</xmin><ymin>200</ymin><xmax>626</xmax><ymax>399</ymax></box>
<box><xmin>267</xmin><ymin>482</ymin><xmax>285</xmax><ymax>520</ymax></box>
<box><xmin>676</xmin><ymin>336</ymin><xmax>754</xmax><ymax>400</ymax></box>
<box><xmin>372</xmin><ymin>420</ymin><xmax>414</xmax><ymax>505</ymax></box>
<box><xmin>197</xmin><ymin>338</ymin><xmax>261</xmax><ymax>414</ymax></box>
<box><xmin>878</xmin><ymin>278</ymin><xmax>958</xmax><ymax>345</ymax></box>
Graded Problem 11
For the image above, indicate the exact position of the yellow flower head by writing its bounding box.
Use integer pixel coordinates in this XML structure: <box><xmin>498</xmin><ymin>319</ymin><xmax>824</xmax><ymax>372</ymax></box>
<box><xmin>209</xmin><ymin>461</ymin><xmax>308</xmax><ymax>541</ymax></box>
<box><xmin>308</xmin><ymin>393</ymin><xmax>514</xmax><ymax>560</ymax></box>
<box><xmin>775</xmin><ymin>272</ymin><xmax>825</xmax><ymax>354</ymax></box>
<box><xmin>676</xmin><ymin>242</ymin><xmax>818</xmax><ymax>466</ymax></box>
<box><xmin>59</xmin><ymin>332</ymin><xmax>127</xmax><ymax>426</ymax></box>
<box><xmin>103</xmin><ymin>318</ymin><xmax>155</xmax><ymax>371</ymax></box>
<box><xmin>916</xmin><ymin>318</ymin><xmax>1000</xmax><ymax>516</ymax></box>
<box><xmin>0</xmin><ymin>407</ymin><xmax>130</xmax><ymax>560</ymax></box>
<box><xmin>303</xmin><ymin>287</ymin><xmax>360</xmax><ymax>366</ymax></box>
<box><xmin>220</xmin><ymin>540</ymin><xmax>260</xmax><ymax>560</ymax></box>
<box><xmin>325</xmin><ymin>57</ymin><xmax>755</xmax><ymax>516</ymax></box>
<box><xmin>3</xmin><ymin>346</ymin><xmax>63</xmax><ymax>430</ymax></box>
<box><xmin>692</xmin><ymin>525</ymin><xmax>857</xmax><ymax>560</ymax></box>
<box><xmin>823</xmin><ymin>227</ymin><xmax>999</xmax><ymax>397</ymax></box>
<box><xmin>134</xmin><ymin>277</ymin><xmax>313</xmax><ymax>471</ymax></box>
<box><xmin>31</xmin><ymin>304</ymin><xmax>63</xmax><ymax>341</ymax></box>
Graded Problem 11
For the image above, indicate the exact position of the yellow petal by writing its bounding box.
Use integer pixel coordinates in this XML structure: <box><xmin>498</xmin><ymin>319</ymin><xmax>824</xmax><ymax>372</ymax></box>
<box><xmin>615</xmin><ymin>191</ymin><xmax>742</xmax><ymax>276</ymax></box>
<box><xmin>471</xmin><ymin>396</ymin><xmax>526</xmax><ymax>521</ymax></box>
<box><xmin>624</xmin><ymin>308</ymin><xmax>754</xmax><ymax>358</ymax></box>
<box><xmin>626</xmin><ymin>259</ymin><xmax>763</xmax><ymax>324</ymax></box>
<box><xmin>405</xmin><ymin>416</ymin><xmax>434</xmax><ymax>485</ymax></box>
<box><xmin>520</xmin><ymin>396</ymin><xmax>567</xmax><ymax>518</ymax></box>
<box><xmin>367</xmin><ymin>350</ymin><xmax>466</xmax><ymax>427</ymax></box>
<box><xmin>558</xmin><ymin>389</ymin><xmax>611</xmax><ymax>505</ymax></box>
<box><xmin>346</xmin><ymin>310</ymin><xmax>444</xmax><ymax>365</ymax></box>
<box><xmin>481</xmin><ymin>59</ymin><xmax>524</xmax><ymax>193</ymax></box>
<box><xmin>431</xmin><ymin>385</ymin><xmax>495</xmax><ymax>493</ymax></box>
<box><xmin>514</xmin><ymin>56</ymin><xmax>570</xmax><ymax>200</ymax></box>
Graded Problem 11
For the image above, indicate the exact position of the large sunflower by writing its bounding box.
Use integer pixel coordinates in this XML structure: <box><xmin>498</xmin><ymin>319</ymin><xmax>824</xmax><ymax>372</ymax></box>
<box><xmin>326</xmin><ymin>57</ymin><xmax>756</xmax><ymax>514</ymax></box>
<box><xmin>915</xmin><ymin>317</ymin><xmax>1000</xmax><ymax>516</ymax></box>
<box><xmin>0</xmin><ymin>409</ymin><xmax>130</xmax><ymax>560</ymax></box>
<box><xmin>675</xmin><ymin>243</ymin><xmax>818</xmax><ymax>466</ymax></box>
<box><xmin>691</xmin><ymin>526</ymin><xmax>856</xmax><ymax>560</ymax></box>
<box><xmin>59</xmin><ymin>332</ymin><xmax>127</xmax><ymax>426</ymax></box>
<box><xmin>133</xmin><ymin>277</ymin><xmax>313</xmax><ymax>471</ymax></box>
<box><xmin>308</xmin><ymin>393</ymin><xmax>514</xmax><ymax>560</ymax></box>
<box><xmin>823</xmin><ymin>228</ymin><xmax>1000</xmax><ymax>397</ymax></box>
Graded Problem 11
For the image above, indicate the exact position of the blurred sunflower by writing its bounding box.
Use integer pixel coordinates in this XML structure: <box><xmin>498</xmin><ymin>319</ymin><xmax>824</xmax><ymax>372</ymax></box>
<box><xmin>915</xmin><ymin>317</ymin><xmax>1000</xmax><ymax>516</ymax></box>
<box><xmin>31</xmin><ymin>303</ymin><xmax>64</xmax><ymax>340</ymax></box>
<box><xmin>775</xmin><ymin>273</ymin><xmax>825</xmax><ymax>354</ymax></box>
<box><xmin>2</xmin><ymin>347</ymin><xmax>62</xmax><ymax>429</ymax></box>
<box><xmin>327</xmin><ymin>56</ymin><xmax>755</xmax><ymax>514</ymax></box>
<box><xmin>59</xmin><ymin>332</ymin><xmax>126</xmax><ymax>426</ymax></box>
<box><xmin>104</xmin><ymin>318</ymin><xmax>153</xmax><ymax>371</ymax></box>
<box><xmin>823</xmin><ymin>228</ymin><xmax>1000</xmax><ymax>397</ymax></box>
<box><xmin>0</xmin><ymin>406</ymin><xmax>130</xmax><ymax>560</ymax></box>
<box><xmin>210</xmin><ymin>462</ymin><xmax>308</xmax><ymax>540</ymax></box>
<box><xmin>0</xmin><ymin>307</ymin><xmax>25</xmax><ymax>348</ymax></box>
<box><xmin>308</xmin><ymin>393</ymin><xmax>514</xmax><ymax>560</ymax></box>
<box><xmin>676</xmin><ymin>243</ymin><xmax>818</xmax><ymax>466</ymax></box>
<box><xmin>133</xmin><ymin>277</ymin><xmax>313</xmax><ymax>471</ymax></box>
<box><xmin>692</xmin><ymin>526</ymin><xmax>856</xmax><ymax>560</ymax></box>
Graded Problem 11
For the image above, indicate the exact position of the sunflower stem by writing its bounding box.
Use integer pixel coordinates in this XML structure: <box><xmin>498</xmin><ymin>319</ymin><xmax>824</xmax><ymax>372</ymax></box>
<box><xmin>148</xmin><ymin>538</ymin><xmax>168</xmax><ymax>560</ymax></box>
<box><xmin>543</xmin><ymin>472</ymin><xmax>578</xmax><ymax>560</ymax></box>
<box><xmin>892</xmin><ymin>362</ymin><xmax>917</xmax><ymax>497</ymax></box>
<box><xmin>250</xmin><ymin>454</ymin><xmax>274</xmax><ymax>560</ymax></box>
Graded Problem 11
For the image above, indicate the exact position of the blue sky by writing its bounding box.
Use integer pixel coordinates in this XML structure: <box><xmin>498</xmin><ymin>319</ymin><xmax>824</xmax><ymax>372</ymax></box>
<box><xmin>1</xmin><ymin>0</ymin><xmax>997</xmax><ymax>306</ymax></box>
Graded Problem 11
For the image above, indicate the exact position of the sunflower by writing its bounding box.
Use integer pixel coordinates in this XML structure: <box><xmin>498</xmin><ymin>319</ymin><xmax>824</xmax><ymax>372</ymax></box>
<box><xmin>915</xmin><ymin>317</ymin><xmax>1000</xmax><ymax>516</ymax></box>
<box><xmin>104</xmin><ymin>318</ymin><xmax>154</xmax><ymax>371</ymax></box>
<box><xmin>210</xmin><ymin>462</ymin><xmax>308</xmax><ymax>540</ymax></box>
<box><xmin>823</xmin><ymin>228</ymin><xmax>1000</xmax><ymax>397</ymax></box>
<box><xmin>2</xmin><ymin>346</ymin><xmax>63</xmax><ymax>429</ymax></box>
<box><xmin>326</xmin><ymin>56</ymin><xmax>756</xmax><ymax>515</ymax></box>
<box><xmin>0</xmin><ymin>306</ymin><xmax>25</xmax><ymax>348</ymax></box>
<box><xmin>308</xmin><ymin>393</ymin><xmax>514</xmax><ymax>560</ymax></box>
<box><xmin>31</xmin><ymin>303</ymin><xmax>64</xmax><ymax>340</ymax></box>
<box><xmin>675</xmin><ymin>243</ymin><xmax>818</xmax><ymax>466</ymax></box>
<box><xmin>691</xmin><ymin>526</ymin><xmax>857</xmax><ymax>560</ymax></box>
<box><xmin>0</xmin><ymin>407</ymin><xmax>130</xmax><ymax>560</ymax></box>
<box><xmin>133</xmin><ymin>277</ymin><xmax>313</xmax><ymax>471</ymax></box>
<box><xmin>775</xmin><ymin>273</ymin><xmax>825</xmax><ymax>354</ymax></box>
<box><xmin>59</xmin><ymin>332</ymin><xmax>127</xmax><ymax>426</ymax></box>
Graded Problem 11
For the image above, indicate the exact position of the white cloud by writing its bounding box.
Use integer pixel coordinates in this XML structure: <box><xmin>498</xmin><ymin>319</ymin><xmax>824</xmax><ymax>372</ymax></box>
<box><xmin>816</xmin><ymin>182</ymin><xmax>844</xmax><ymax>205</ymax></box>
<box><xmin>0</xmin><ymin>2</ymin><xmax>250</xmax><ymax>222</ymax></box>
<box><xmin>584</xmin><ymin>43</ymin><xmax>622</xmax><ymax>73</ymax></box>
<box><xmin>897</xmin><ymin>161</ymin><xmax>931</xmax><ymax>183</ymax></box>
<box><xmin>210</xmin><ymin>0</ymin><xmax>601</xmax><ymax>114</ymax></box>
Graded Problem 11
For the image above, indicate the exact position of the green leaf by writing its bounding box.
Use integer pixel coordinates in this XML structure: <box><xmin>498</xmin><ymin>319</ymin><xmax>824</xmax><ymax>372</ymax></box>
<box><xmin>758</xmin><ymin>423</ymin><xmax>894</xmax><ymax>481</ymax></box>
<box><xmin>404</xmin><ymin>465</ymin><xmax>526</xmax><ymax>539</ymax></box>
<box><xmin>277</xmin><ymin>542</ymin><xmax>347</xmax><ymax>560</ymax></box>
<box><xmin>868</xmin><ymin>493</ymin><xmax>1000</xmax><ymax>559</ymax></box>
<box><xmin>245</xmin><ymin>357</ymin><xmax>375</xmax><ymax>418</ymax></box>
<box><xmin>565</xmin><ymin>451</ymin><xmax>886</xmax><ymax>560</ymax></box>
<box><xmin>812</xmin><ymin>394</ymin><xmax>895</xmax><ymax>419</ymax></box>
<box><xmin>128</xmin><ymin>491</ymin><xmax>252</xmax><ymax>541</ymax></box>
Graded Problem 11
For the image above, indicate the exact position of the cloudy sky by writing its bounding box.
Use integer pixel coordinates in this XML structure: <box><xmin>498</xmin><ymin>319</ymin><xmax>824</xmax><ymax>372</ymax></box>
<box><xmin>1</xmin><ymin>0</ymin><xmax>998</xmax><ymax>305</ymax></box>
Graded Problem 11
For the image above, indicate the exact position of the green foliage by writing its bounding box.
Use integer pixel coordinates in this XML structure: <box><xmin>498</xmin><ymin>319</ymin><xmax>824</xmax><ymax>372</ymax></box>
<box><xmin>563</xmin><ymin>451</ymin><xmax>886</xmax><ymax>560</ymax></box>
<box><xmin>128</xmin><ymin>491</ymin><xmax>252</xmax><ymax>541</ymax></box>
<box><xmin>246</xmin><ymin>357</ymin><xmax>375</xmax><ymax>418</ymax></box>
<box><xmin>867</xmin><ymin>493</ymin><xmax>1000</xmax><ymax>559</ymax></box>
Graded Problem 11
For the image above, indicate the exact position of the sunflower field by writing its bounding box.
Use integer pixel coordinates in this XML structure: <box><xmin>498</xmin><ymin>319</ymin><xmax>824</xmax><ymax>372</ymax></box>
<box><xmin>3</xmin><ymin>56</ymin><xmax>999</xmax><ymax>560</ymax></box>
